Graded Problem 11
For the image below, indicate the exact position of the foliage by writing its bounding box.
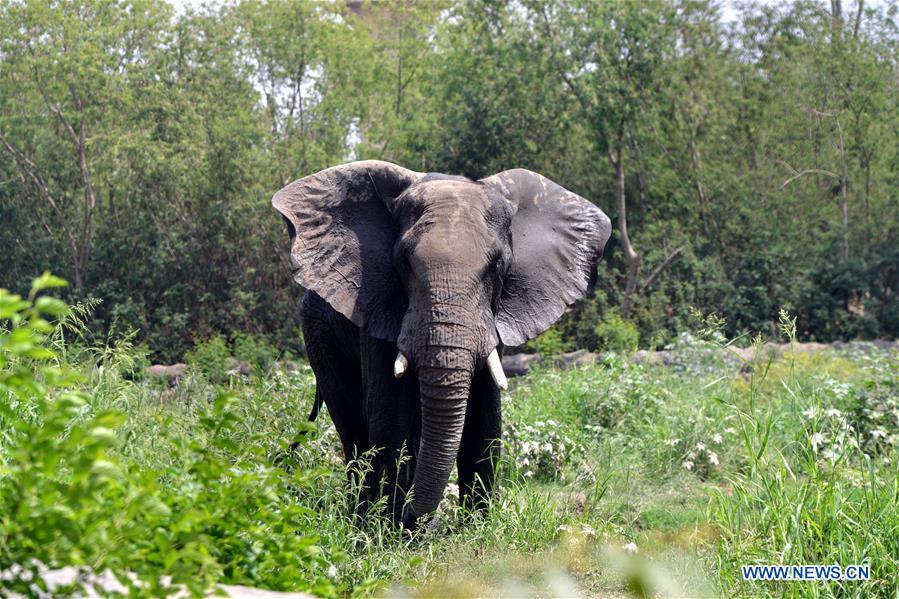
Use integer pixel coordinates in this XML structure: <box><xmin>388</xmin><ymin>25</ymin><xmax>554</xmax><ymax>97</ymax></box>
<box><xmin>523</xmin><ymin>327</ymin><xmax>572</xmax><ymax>356</ymax></box>
<box><xmin>2</xmin><ymin>277</ymin><xmax>897</xmax><ymax>595</ymax></box>
<box><xmin>0</xmin><ymin>277</ymin><xmax>334</xmax><ymax>597</ymax></box>
<box><xmin>1</xmin><ymin>0</ymin><xmax>896</xmax><ymax>360</ymax></box>
<box><xmin>592</xmin><ymin>311</ymin><xmax>640</xmax><ymax>353</ymax></box>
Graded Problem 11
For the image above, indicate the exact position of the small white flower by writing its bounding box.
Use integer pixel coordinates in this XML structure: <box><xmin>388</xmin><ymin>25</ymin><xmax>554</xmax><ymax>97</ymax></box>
<box><xmin>712</xmin><ymin>433</ymin><xmax>723</xmax><ymax>444</ymax></box>
<box><xmin>724</xmin><ymin>427</ymin><xmax>736</xmax><ymax>435</ymax></box>
<box><xmin>825</xmin><ymin>408</ymin><xmax>842</xmax><ymax>418</ymax></box>
<box><xmin>696</xmin><ymin>442</ymin><xmax>706</xmax><ymax>452</ymax></box>
<box><xmin>872</xmin><ymin>429</ymin><xmax>887</xmax><ymax>439</ymax></box>
<box><xmin>802</xmin><ymin>407</ymin><xmax>818</xmax><ymax>419</ymax></box>
<box><xmin>327</xmin><ymin>565</ymin><xmax>338</xmax><ymax>579</ymax></box>
<box><xmin>682</xmin><ymin>460</ymin><xmax>694</xmax><ymax>471</ymax></box>
<box><xmin>542</xmin><ymin>442</ymin><xmax>553</xmax><ymax>453</ymax></box>
<box><xmin>708</xmin><ymin>451</ymin><xmax>720</xmax><ymax>466</ymax></box>
<box><xmin>622</xmin><ymin>541</ymin><xmax>638</xmax><ymax>555</ymax></box>
<box><xmin>809</xmin><ymin>432</ymin><xmax>827</xmax><ymax>450</ymax></box>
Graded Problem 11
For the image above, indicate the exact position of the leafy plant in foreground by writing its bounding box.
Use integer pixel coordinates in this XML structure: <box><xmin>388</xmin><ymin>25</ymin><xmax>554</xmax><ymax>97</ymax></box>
<box><xmin>0</xmin><ymin>275</ymin><xmax>335</xmax><ymax>597</ymax></box>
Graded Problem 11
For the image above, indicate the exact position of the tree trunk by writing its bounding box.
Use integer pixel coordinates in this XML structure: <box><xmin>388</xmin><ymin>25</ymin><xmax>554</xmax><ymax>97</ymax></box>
<box><xmin>608</xmin><ymin>143</ymin><xmax>640</xmax><ymax>319</ymax></box>
<box><xmin>836</xmin><ymin>117</ymin><xmax>849</xmax><ymax>261</ymax></box>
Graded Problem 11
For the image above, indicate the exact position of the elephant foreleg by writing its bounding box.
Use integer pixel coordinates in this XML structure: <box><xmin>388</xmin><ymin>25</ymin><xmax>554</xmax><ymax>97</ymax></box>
<box><xmin>457</xmin><ymin>365</ymin><xmax>502</xmax><ymax>516</ymax></box>
<box><xmin>361</xmin><ymin>336</ymin><xmax>420</xmax><ymax>525</ymax></box>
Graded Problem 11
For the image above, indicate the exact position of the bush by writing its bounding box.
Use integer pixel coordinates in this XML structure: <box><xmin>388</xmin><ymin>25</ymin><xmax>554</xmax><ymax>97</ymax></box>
<box><xmin>0</xmin><ymin>275</ymin><xmax>334</xmax><ymax>597</ymax></box>
<box><xmin>593</xmin><ymin>311</ymin><xmax>639</xmax><ymax>353</ymax></box>
<box><xmin>523</xmin><ymin>327</ymin><xmax>572</xmax><ymax>356</ymax></box>
<box><xmin>231</xmin><ymin>332</ymin><xmax>280</xmax><ymax>371</ymax></box>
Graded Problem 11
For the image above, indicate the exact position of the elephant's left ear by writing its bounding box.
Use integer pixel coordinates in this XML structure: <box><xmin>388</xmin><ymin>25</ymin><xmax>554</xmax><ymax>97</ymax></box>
<box><xmin>480</xmin><ymin>169</ymin><xmax>611</xmax><ymax>347</ymax></box>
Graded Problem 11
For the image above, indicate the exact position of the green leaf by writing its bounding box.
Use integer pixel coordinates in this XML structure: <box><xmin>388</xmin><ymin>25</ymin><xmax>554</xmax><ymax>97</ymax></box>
<box><xmin>34</xmin><ymin>296</ymin><xmax>70</xmax><ymax>316</ymax></box>
<box><xmin>90</xmin><ymin>459</ymin><xmax>125</xmax><ymax>482</ymax></box>
<box><xmin>31</xmin><ymin>272</ymin><xmax>68</xmax><ymax>293</ymax></box>
<box><xmin>89</xmin><ymin>426</ymin><xmax>119</xmax><ymax>446</ymax></box>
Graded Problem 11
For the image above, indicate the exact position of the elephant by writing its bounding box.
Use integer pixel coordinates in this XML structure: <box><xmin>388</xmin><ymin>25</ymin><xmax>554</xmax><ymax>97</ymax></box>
<box><xmin>272</xmin><ymin>160</ymin><xmax>610</xmax><ymax>528</ymax></box>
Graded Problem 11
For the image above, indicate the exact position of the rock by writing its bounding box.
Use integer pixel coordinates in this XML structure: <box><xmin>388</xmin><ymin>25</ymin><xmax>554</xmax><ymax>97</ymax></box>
<box><xmin>553</xmin><ymin>350</ymin><xmax>599</xmax><ymax>369</ymax></box>
<box><xmin>0</xmin><ymin>563</ymin><xmax>317</xmax><ymax>598</ymax></box>
<box><xmin>146</xmin><ymin>363</ymin><xmax>187</xmax><ymax>387</ymax></box>
<box><xmin>219</xmin><ymin>585</ymin><xmax>317</xmax><ymax>598</ymax></box>
<box><xmin>226</xmin><ymin>357</ymin><xmax>254</xmax><ymax>377</ymax></box>
<box><xmin>632</xmin><ymin>349</ymin><xmax>675</xmax><ymax>365</ymax></box>
<box><xmin>872</xmin><ymin>339</ymin><xmax>899</xmax><ymax>351</ymax></box>
<box><xmin>501</xmin><ymin>353</ymin><xmax>541</xmax><ymax>377</ymax></box>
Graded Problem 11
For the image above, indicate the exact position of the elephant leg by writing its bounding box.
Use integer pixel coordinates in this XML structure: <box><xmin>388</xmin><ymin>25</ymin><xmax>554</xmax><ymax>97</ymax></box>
<box><xmin>361</xmin><ymin>336</ymin><xmax>420</xmax><ymax>525</ymax></box>
<box><xmin>300</xmin><ymin>292</ymin><xmax>369</xmax><ymax>515</ymax></box>
<box><xmin>457</xmin><ymin>365</ymin><xmax>502</xmax><ymax>516</ymax></box>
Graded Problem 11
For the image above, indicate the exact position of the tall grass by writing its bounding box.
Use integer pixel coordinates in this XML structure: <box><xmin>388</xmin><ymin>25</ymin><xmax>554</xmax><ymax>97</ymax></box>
<box><xmin>2</xmin><ymin>279</ymin><xmax>896</xmax><ymax>597</ymax></box>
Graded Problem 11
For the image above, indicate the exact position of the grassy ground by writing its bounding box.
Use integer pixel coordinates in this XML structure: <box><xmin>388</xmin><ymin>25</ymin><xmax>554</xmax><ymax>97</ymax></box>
<box><xmin>95</xmin><ymin>342</ymin><xmax>899</xmax><ymax>596</ymax></box>
<box><xmin>2</xmin><ymin>291</ymin><xmax>897</xmax><ymax>597</ymax></box>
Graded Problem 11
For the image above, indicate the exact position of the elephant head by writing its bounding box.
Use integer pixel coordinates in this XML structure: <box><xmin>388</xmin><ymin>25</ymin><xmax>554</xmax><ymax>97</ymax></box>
<box><xmin>273</xmin><ymin>160</ymin><xmax>610</xmax><ymax>520</ymax></box>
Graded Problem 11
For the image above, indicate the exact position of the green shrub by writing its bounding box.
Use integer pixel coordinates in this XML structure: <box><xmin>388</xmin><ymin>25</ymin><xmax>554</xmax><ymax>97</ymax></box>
<box><xmin>185</xmin><ymin>335</ymin><xmax>231</xmax><ymax>384</ymax></box>
<box><xmin>0</xmin><ymin>275</ymin><xmax>335</xmax><ymax>597</ymax></box>
<box><xmin>231</xmin><ymin>332</ymin><xmax>279</xmax><ymax>370</ymax></box>
<box><xmin>593</xmin><ymin>311</ymin><xmax>640</xmax><ymax>353</ymax></box>
<box><xmin>523</xmin><ymin>327</ymin><xmax>572</xmax><ymax>356</ymax></box>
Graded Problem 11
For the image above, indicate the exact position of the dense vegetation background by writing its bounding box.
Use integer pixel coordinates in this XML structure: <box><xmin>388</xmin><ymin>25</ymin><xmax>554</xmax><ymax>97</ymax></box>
<box><xmin>1</xmin><ymin>0</ymin><xmax>897</xmax><ymax>362</ymax></box>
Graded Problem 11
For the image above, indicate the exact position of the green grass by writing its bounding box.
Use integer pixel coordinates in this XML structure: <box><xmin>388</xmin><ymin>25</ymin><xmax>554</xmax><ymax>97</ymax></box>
<box><xmin>2</xmin><ymin>285</ymin><xmax>898</xmax><ymax>597</ymax></box>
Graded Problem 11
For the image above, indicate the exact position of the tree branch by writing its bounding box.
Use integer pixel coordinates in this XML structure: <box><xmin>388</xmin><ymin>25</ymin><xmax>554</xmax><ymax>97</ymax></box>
<box><xmin>640</xmin><ymin>246</ymin><xmax>685</xmax><ymax>292</ymax></box>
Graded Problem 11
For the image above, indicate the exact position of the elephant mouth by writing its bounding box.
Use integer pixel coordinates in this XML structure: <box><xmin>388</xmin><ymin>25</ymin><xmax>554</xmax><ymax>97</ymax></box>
<box><xmin>392</xmin><ymin>347</ymin><xmax>506</xmax><ymax>389</ymax></box>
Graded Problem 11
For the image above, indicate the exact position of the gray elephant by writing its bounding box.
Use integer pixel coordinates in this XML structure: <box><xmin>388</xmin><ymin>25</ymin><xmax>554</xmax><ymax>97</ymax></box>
<box><xmin>273</xmin><ymin>160</ymin><xmax>610</xmax><ymax>528</ymax></box>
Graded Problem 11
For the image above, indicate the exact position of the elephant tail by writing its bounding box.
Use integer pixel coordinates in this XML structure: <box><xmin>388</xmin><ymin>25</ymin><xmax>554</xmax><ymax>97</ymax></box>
<box><xmin>307</xmin><ymin>388</ymin><xmax>324</xmax><ymax>422</ymax></box>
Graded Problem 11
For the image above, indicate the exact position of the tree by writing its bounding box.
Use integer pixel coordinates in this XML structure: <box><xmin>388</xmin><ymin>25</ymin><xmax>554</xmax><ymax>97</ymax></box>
<box><xmin>0</xmin><ymin>0</ymin><xmax>167</xmax><ymax>289</ymax></box>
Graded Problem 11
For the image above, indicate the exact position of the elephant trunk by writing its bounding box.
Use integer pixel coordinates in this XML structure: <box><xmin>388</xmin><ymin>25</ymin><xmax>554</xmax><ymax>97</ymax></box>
<box><xmin>408</xmin><ymin>320</ymin><xmax>476</xmax><ymax>521</ymax></box>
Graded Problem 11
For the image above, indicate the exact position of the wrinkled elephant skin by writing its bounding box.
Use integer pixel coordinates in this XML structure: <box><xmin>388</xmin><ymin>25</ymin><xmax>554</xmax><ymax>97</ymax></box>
<box><xmin>272</xmin><ymin>161</ymin><xmax>610</xmax><ymax>527</ymax></box>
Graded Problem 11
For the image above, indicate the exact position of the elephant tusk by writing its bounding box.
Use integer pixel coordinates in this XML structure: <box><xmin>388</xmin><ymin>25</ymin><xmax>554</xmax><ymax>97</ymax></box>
<box><xmin>486</xmin><ymin>348</ymin><xmax>508</xmax><ymax>390</ymax></box>
<box><xmin>394</xmin><ymin>352</ymin><xmax>408</xmax><ymax>379</ymax></box>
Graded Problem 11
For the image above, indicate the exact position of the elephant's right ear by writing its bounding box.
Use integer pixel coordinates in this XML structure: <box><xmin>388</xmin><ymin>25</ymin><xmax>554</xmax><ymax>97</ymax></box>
<box><xmin>272</xmin><ymin>160</ymin><xmax>422</xmax><ymax>341</ymax></box>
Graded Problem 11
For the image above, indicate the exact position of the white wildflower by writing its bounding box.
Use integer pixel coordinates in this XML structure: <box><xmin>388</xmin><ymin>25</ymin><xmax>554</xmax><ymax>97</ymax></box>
<box><xmin>809</xmin><ymin>432</ymin><xmax>827</xmax><ymax>450</ymax></box>
<box><xmin>872</xmin><ymin>429</ymin><xmax>887</xmax><ymax>439</ymax></box>
<box><xmin>542</xmin><ymin>442</ymin><xmax>553</xmax><ymax>453</ymax></box>
<box><xmin>724</xmin><ymin>427</ymin><xmax>736</xmax><ymax>435</ymax></box>
<box><xmin>327</xmin><ymin>565</ymin><xmax>338</xmax><ymax>579</ymax></box>
<box><xmin>696</xmin><ymin>442</ymin><xmax>706</xmax><ymax>452</ymax></box>
<box><xmin>622</xmin><ymin>541</ymin><xmax>638</xmax><ymax>555</ymax></box>
<box><xmin>712</xmin><ymin>433</ymin><xmax>723</xmax><ymax>444</ymax></box>
<box><xmin>802</xmin><ymin>407</ymin><xmax>818</xmax><ymax>419</ymax></box>
<box><xmin>708</xmin><ymin>451</ymin><xmax>720</xmax><ymax>466</ymax></box>
<box><xmin>825</xmin><ymin>408</ymin><xmax>842</xmax><ymax>418</ymax></box>
<box><xmin>682</xmin><ymin>460</ymin><xmax>694</xmax><ymax>471</ymax></box>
